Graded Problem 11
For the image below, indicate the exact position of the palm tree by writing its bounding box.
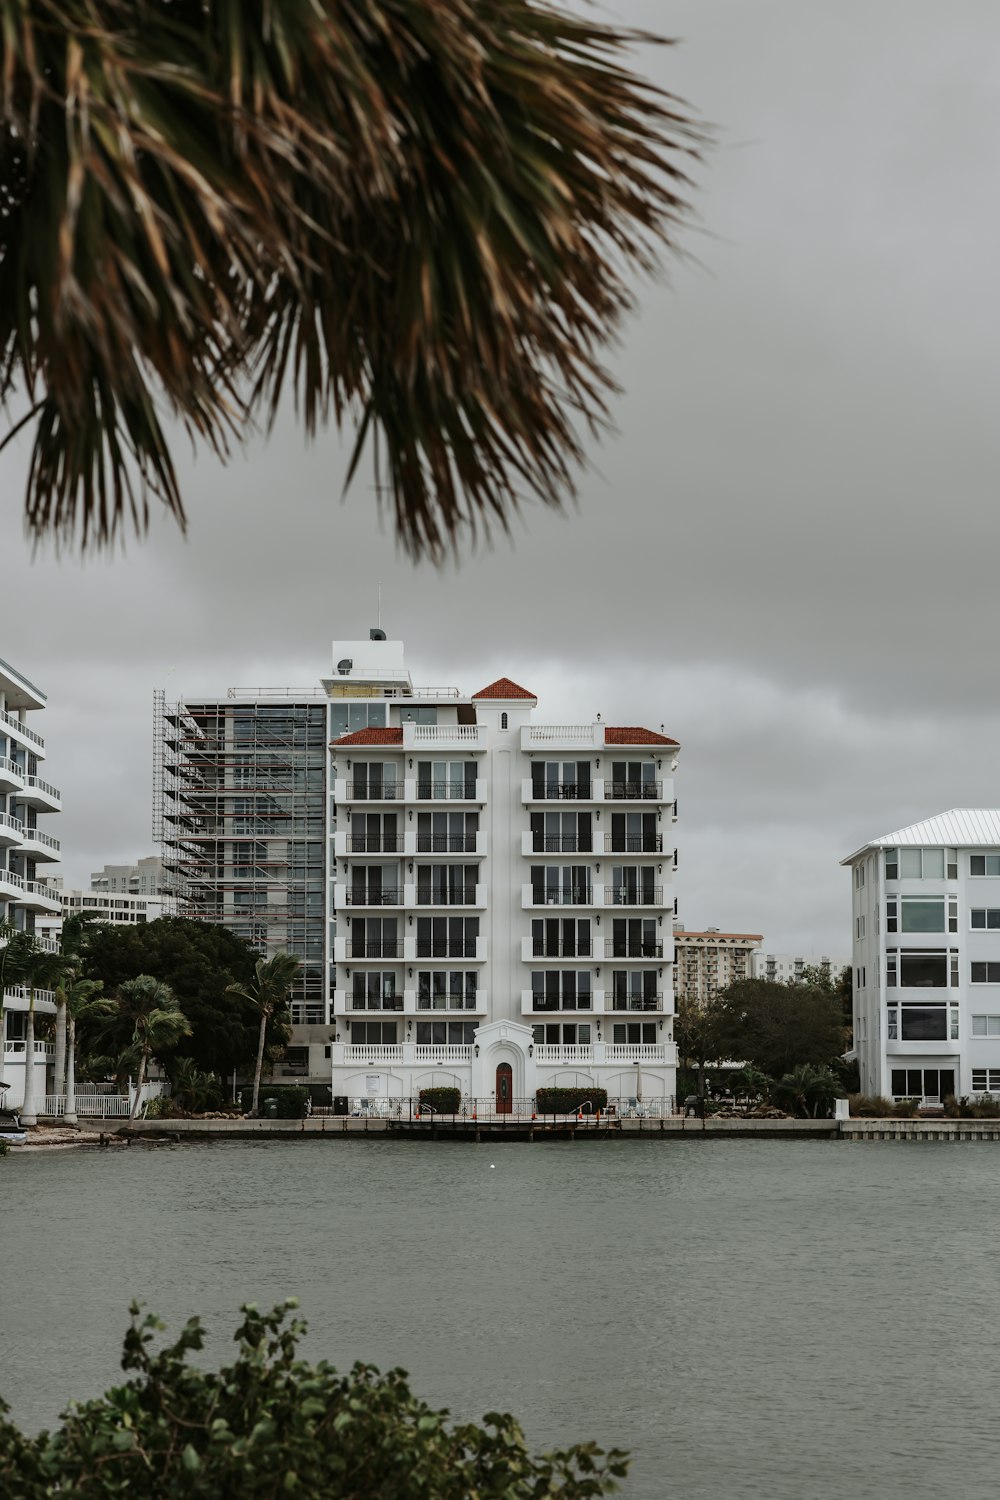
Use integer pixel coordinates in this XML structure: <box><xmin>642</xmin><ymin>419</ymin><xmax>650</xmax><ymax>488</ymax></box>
<box><xmin>52</xmin><ymin>912</ymin><xmax>102</xmax><ymax>1098</ymax></box>
<box><xmin>62</xmin><ymin>977</ymin><xmax>108</xmax><ymax>1126</ymax></box>
<box><xmin>226</xmin><ymin>954</ymin><xmax>301</xmax><ymax>1117</ymax></box>
<box><xmin>108</xmin><ymin>976</ymin><xmax>192</xmax><ymax>1121</ymax></box>
<box><xmin>19</xmin><ymin>948</ymin><xmax>64</xmax><ymax>1127</ymax></box>
<box><xmin>773</xmin><ymin>1065</ymin><xmax>840</xmax><ymax>1120</ymax></box>
<box><xmin>0</xmin><ymin>2</ymin><xmax>701</xmax><ymax>558</ymax></box>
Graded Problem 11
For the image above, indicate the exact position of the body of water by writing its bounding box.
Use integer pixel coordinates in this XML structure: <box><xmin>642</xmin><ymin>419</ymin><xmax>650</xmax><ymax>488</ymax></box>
<box><xmin>4</xmin><ymin>1139</ymin><xmax>997</xmax><ymax>1498</ymax></box>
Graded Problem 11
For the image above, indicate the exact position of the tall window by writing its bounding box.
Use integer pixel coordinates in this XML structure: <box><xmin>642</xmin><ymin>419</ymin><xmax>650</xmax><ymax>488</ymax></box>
<box><xmin>531</xmin><ymin>761</ymin><xmax>591</xmax><ymax>799</ymax></box>
<box><xmin>417</xmin><ymin>761</ymin><xmax>478</xmax><ymax>799</ymax></box>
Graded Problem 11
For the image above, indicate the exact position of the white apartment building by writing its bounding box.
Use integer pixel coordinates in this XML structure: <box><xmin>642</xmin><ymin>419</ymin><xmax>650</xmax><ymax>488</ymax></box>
<box><xmin>673</xmin><ymin>928</ymin><xmax>762</xmax><ymax>1004</ymax></box>
<box><xmin>0</xmin><ymin>655</ymin><xmax>62</xmax><ymax>1108</ymax></box>
<box><xmin>157</xmin><ymin>636</ymin><xmax>680</xmax><ymax>1106</ymax></box>
<box><xmin>751</xmin><ymin>951</ymin><xmax>850</xmax><ymax>984</ymax></box>
<box><xmin>35</xmin><ymin>879</ymin><xmax>168</xmax><ymax>938</ymax></box>
<box><xmin>91</xmin><ymin>855</ymin><xmax>171</xmax><ymax>899</ymax></box>
<box><xmin>845</xmin><ymin>810</ymin><xmax>1000</xmax><ymax>1104</ymax></box>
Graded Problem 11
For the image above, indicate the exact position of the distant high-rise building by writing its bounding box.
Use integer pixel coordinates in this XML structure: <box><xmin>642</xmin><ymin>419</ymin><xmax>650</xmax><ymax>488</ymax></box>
<box><xmin>751</xmin><ymin>951</ymin><xmax>850</xmax><ymax>985</ymax></box>
<box><xmin>673</xmin><ymin>927</ymin><xmax>762</xmax><ymax>1005</ymax></box>
<box><xmin>90</xmin><ymin>854</ymin><xmax>172</xmax><ymax>899</ymax></box>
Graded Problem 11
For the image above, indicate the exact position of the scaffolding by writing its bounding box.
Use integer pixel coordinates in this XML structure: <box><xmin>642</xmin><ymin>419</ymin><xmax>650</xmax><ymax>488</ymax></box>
<box><xmin>155</xmin><ymin>691</ymin><xmax>327</xmax><ymax>1024</ymax></box>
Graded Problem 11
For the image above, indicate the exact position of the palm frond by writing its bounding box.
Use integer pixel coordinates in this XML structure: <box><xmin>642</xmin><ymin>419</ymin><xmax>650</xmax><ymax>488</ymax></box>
<box><xmin>0</xmin><ymin>0</ymin><xmax>704</xmax><ymax>555</ymax></box>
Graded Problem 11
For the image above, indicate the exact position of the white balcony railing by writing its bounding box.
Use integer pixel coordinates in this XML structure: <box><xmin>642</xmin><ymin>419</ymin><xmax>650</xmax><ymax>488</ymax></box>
<box><xmin>413</xmin><ymin>1044</ymin><xmax>473</xmax><ymax>1062</ymax></box>
<box><xmin>23</xmin><ymin>774</ymin><xmax>60</xmax><ymax>805</ymax></box>
<box><xmin>406</xmin><ymin>725</ymin><xmax>485</xmax><ymax>746</ymax></box>
<box><xmin>604</xmin><ymin>1044</ymin><xmax>667</xmax><ymax>1062</ymax></box>
<box><xmin>0</xmin><ymin>707</ymin><xmax>44</xmax><ymax>750</ymax></box>
<box><xmin>341</xmin><ymin>1045</ymin><xmax>404</xmax><ymax>1063</ymax></box>
<box><xmin>0</xmin><ymin>812</ymin><xmax>24</xmax><ymax>841</ymax></box>
<box><xmin>21</xmin><ymin>827</ymin><xmax>60</xmax><ymax>855</ymax></box>
<box><xmin>532</xmin><ymin>1045</ymin><xmax>595</xmax><ymax>1063</ymax></box>
<box><xmin>524</xmin><ymin>725</ymin><xmax>601</xmax><ymax>746</ymax></box>
<box><xmin>0</xmin><ymin>867</ymin><xmax>25</xmax><ymax>891</ymax></box>
<box><xmin>0</xmin><ymin>756</ymin><xmax>25</xmax><ymax>785</ymax></box>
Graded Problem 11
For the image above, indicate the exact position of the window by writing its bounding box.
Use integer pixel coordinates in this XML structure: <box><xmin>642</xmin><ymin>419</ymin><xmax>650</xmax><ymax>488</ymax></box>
<box><xmin>350</xmin><ymin>1021</ymin><xmax>397</xmax><ymax>1044</ymax></box>
<box><xmin>531</xmin><ymin>1023</ymin><xmax>592</xmax><ymax>1046</ymax></box>
<box><xmin>531</xmin><ymin>811</ymin><xmax>592</xmax><ymax>853</ymax></box>
<box><xmin>897</xmin><ymin>950</ymin><xmax>946</xmax><ymax>987</ymax></box>
<box><xmin>330</xmin><ymin>702</ymin><xmax>388</xmax><ymax>739</ymax></box>
<box><xmin>890</xmin><ymin>1067</ymin><xmax>955</xmax><ymax>1101</ymax></box>
<box><xmin>971</xmin><ymin>962</ymin><xmax>1000</xmax><ymax>984</ymax></box>
<box><xmin>500</xmin><ymin>712</ymin><xmax>508</xmax><ymax>729</ymax></box>
<box><xmin>972</xmin><ymin>1069</ymin><xmax>1000</xmax><ymax>1092</ymax></box>
<box><xmin>971</xmin><ymin>909</ymin><xmax>1000</xmax><ymax>930</ymax></box>
<box><xmin>415</xmin><ymin>1021</ymin><xmax>476</xmax><ymax>1045</ymax></box>
<box><xmin>417</xmin><ymin>971</ymin><xmax>478</xmax><ymax>1009</ymax></box>
<box><xmin>971</xmin><ymin>854</ymin><xmax>1000</xmax><ymax>877</ymax></box>
<box><xmin>856</xmin><ymin>914</ymin><xmax>866</xmax><ymax>938</ymax></box>
<box><xmin>530</xmin><ymin>917</ymin><xmax>591</xmax><ymax>957</ymax></box>
<box><xmin>351</xmin><ymin>972</ymin><xmax>400</xmax><ymax>1010</ymax></box>
<box><xmin>886</xmin><ymin>897</ymin><xmax>944</xmax><ymax>934</ymax></box>
<box><xmin>417</xmin><ymin>761</ymin><xmax>478</xmax><ymax>799</ymax></box>
<box><xmin>972</xmin><ymin>1015</ymin><xmax>1000</xmax><ymax>1036</ymax></box>
<box><xmin>612</xmin><ymin>1022</ymin><xmax>657</xmax><ymax>1043</ymax></box>
<box><xmin>885</xmin><ymin>847</ymin><xmax>945</xmax><ymax>880</ymax></box>
<box><xmin>530</xmin><ymin>971</ymin><xmax>592</xmax><ymax>1010</ymax></box>
<box><xmin>531</xmin><ymin>762</ymin><xmax>592</xmax><ymax>800</ymax></box>
<box><xmin>886</xmin><ymin>1001</ymin><xmax>957</xmax><ymax>1041</ymax></box>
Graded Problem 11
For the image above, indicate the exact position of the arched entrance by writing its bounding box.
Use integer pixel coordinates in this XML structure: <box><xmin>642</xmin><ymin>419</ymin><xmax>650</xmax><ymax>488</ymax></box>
<box><xmin>495</xmin><ymin>1062</ymin><xmax>513</xmax><ymax>1114</ymax></box>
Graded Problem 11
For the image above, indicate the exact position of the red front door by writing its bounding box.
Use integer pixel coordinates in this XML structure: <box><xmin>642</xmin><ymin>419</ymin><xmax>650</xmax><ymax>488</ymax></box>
<box><xmin>496</xmin><ymin>1063</ymin><xmax>513</xmax><ymax>1114</ymax></box>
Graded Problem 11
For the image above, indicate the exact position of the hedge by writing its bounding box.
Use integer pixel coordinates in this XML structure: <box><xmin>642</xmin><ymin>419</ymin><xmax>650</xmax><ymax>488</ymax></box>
<box><xmin>417</xmin><ymin>1087</ymin><xmax>462</xmax><ymax>1114</ymax></box>
<box><xmin>536</xmin><ymin>1087</ymin><xmax>608</xmax><ymax>1114</ymax></box>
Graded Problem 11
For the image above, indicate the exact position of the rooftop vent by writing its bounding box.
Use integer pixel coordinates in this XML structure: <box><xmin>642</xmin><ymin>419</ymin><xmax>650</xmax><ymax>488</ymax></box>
<box><xmin>370</xmin><ymin>628</ymin><xmax>386</xmax><ymax>641</ymax></box>
<box><xmin>337</xmin><ymin>658</ymin><xmax>353</xmax><ymax>675</ymax></box>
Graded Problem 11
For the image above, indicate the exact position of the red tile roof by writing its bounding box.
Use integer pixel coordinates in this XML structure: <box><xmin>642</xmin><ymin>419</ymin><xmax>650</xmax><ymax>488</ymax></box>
<box><xmin>472</xmin><ymin>677</ymin><xmax>536</xmax><ymax>701</ymax></box>
<box><xmin>604</xmin><ymin>727</ymin><xmax>679</xmax><ymax>746</ymax></box>
<box><xmin>330</xmin><ymin>727</ymin><xmax>404</xmax><ymax>747</ymax></box>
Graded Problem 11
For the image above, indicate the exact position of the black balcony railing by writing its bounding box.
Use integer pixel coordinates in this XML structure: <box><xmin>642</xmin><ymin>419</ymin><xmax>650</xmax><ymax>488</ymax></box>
<box><xmin>532</xmin><ymin>836</ymin><xmax>592</xmax><ymax>853</ymax></box>
<box><xmin>415</xmin><ymin>942</ymin><xmax>478</xmax><ymax>959</ymax></box>
<box><xmin>610</xmin><ymin>994</ymin><xmax>664</xmax><ymax>1011</ymax></box>
<box><xmin>350</xmin><ymin>996</ymin><xmax>403</xmax><ymax>1011</ymax></box>
<box><xmin>347</xmin><ymin>782</ymin><xmax>402</xmax><ymax>799</ymax></box>
<box><xmin>416</xmin><ymin>836</ymin><xmax>478</xmax><ymax>852</ymax></box>
<box><xmin>529</xmin><ymin>995</ymin><xmax>593</xmax><ymax>1012</ymax></box>
<box><xmin>532</xmin><ymin>887</ymin><xmax>593</xmax><ymax>905</ymax></box>
<box><xmin>345</xmin><ymin>942</ymin><xmax>401</xmax><ymax>959</ymax></box>
<box><xmin>606</xmin><ymin>782</ymin><xmax>662</xmax><ymax>800</ymax></box>
<box><xmin>417</xmin><ymin>996</ymin><xmax>479</xmax><ymax>1011</ymax></box>
<box><xmin>346</xmin><ymin>889</ymin><xmax>401</xmax><ymax>906</ymax></box>
<box><xmin>604</xmin><ymin>834</ymin><xmax>663</xmax><ymax>853</ymax></box>
<box><xmin>416</xmin><ymin>780</ymin><xmax>479</xmax><ymax>799</ymax></box>
<box><xmin>415</xmin><ymin>888</ymin><xmax>478</xmax><ymax>906</ymax></box>
<box><xmin>531</xmin><ymin>942</ymin><xmax>593</xmax><ymax>958</ymax></box>
<box><xmin>348</xmin><ymin>836</ymin><xmax>402</xmax><ymax>852</ymax></box>
<box><xmin>604</xmin><ymin>886</ymin><xmax>663</xmax><ymax>906</ymax></box>
<box><xmin>531</xmin><ymin>783</ymin><xmax>590</xmax><ymax>800</ymax></box>
<box><xmin>604</xmin><ymin>941</ymin><xmax>664</xmax><ymax>959</ymax></box>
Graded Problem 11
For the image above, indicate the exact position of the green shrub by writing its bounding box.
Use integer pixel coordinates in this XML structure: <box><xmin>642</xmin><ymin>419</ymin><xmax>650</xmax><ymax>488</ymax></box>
<box><xmin>417</xmin><ymin>1088</ymin><xmax>461</xmax><ymax>1114</ymax></box>
<box><xmin>0</xmin><ymin>1302</ymin><xmax>628</xmax><ymax>1496</ymax></box>
<box><xmin>270</xmin><ymin>1086</ymin><xmax>310</xmax><ymax>1118</ymax></box>
<box><xmin>847</xmin><ymin>1093</ymin><xmax>894</xmax><ymax>1117</ymax></box>
<box><xmin>889</xmin><ymin>1098</ymin><xmax>920</xmax><ymax>1118</ymax></box>
<box><xmin>535</xmin><ymin>1087</ymin><xmax>608</xmax><ymax>1114</ymax></box>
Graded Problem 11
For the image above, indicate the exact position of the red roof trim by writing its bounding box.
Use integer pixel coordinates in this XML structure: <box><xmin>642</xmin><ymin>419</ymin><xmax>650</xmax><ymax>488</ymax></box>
<box><xmin>604</xmin><ymin>727</ymin><xmax>679</xmax><ymax>746</ymax></box>
<box><xmin>472</xmin><ymin>676</ymin><xmax>536</xmax><ymax>701</ymax></box>
<box><xmin>330</xmin><ymin>727</ymin><xmax>404</xmax><ymax>746</ymax></box>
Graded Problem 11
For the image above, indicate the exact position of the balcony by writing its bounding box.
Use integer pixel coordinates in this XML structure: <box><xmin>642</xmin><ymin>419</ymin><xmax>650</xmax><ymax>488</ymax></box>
<box><xmin>413</xmin><ymin>833</ymin><xmax>486</xmax><ymax>857</ymax></box>
<box><xmin>0</xmin><ymin>866</ymin><xmax>25</xmax><ymax>899</ymax></box>
<box><xmin>20</xmin><ymin>879</ymin><xmax>62</xmax><ymax>912</ymax></box>
<box><xmin>523</xmin><ymin>884</ymin><xmax>594</xmax><ymax>909</ymax></box>
<box><xmin>0</xmin><ymin>708</ymin><xmax>45</xmax><ymax>754</ymax></box>
<box><xmin>0</xmin><ymin>757</ymin><xmax>25</xmax><ymax>793</ymax></box>
<box><xmin>532</xmin><ymin>1043</ymin><xmax>595</xmax><ymax>1063</ymax></box>
<box><xmin>522</xmin><ymin>778</ymin><xmax>603</xmax><ymax>804</ymax></box>
<box><xmin>20</xmin><ymin>775</ymin><xmax>60</xmax><ymax>811</ymax></box>
<box><xmin>19</xmin><ymin>827</ymin><xmax>60</xmax><ymax>862</ymax></box>
<box><xmin>403</xmin><ymin>724</ymin><xmax>486</xmax><ymax>751</ymax></box>
<box><xmin>341</xmin><ymin>1044</ymin><xmax>404</xmax><ymax>1064</ymax></box>
<box><xmin>522</xmin><ymin>725</ymin><xmax>603</xmax><ymax>750</ymax></box>
<box><xmin>605</xmin><ymin>781</ymin><xmax>663</xmax><ymax>801</ymax></box>
<box><xmin>341</xmin><ymin>940</ymin><xmax>403</xmax><ymax>961</ymax></box>
<box><xmin>339</xmin><ymin>834</ymin><xmax>404</xmax><ymax>856</ymax></box>
<box><xmin>521</xmin><ymin>937</ymin><xmax>594</xmax><ymax>961</ymax></box>
<box><xmin>411</xmin><ymin>882</ymin><xmax>486</xmax><ymax>909</ymax></box>
<box><xmin>0</xmin><ymin>812</ymin><xmax>24</xmax><ymax>847</ymax></box>
<box><xmin>408</xmin><ymin>778</ymin><xmax>487</xmax><ymax>804</ymax></box>
<box><xmin>340</xmin><ymin>886</ymin><xmax>404</xmax><ymax>909</ymax></box>
<box><xmin>409</xmin><ymin>934</ymin><xmax>487</xmax><ymax>964</ymax></box>
<box><xmin>406</xmin><ymin>988</ymin><xmax>486</xmax><ymax>1014</ymax></box>
<box><xmin>521</xmin><ymin>832</ymin><xmax>594</xmax><ymax>857</ymax></box>
<box><xmin>336</xmin><ymin>779</ymin><xmax>403</xmax><ymax>803</ymax></box>
<box><xmin>609</xmin><ymin>993</ymin><xmax>665</xmax><ymax>1012</ymax></box>
<box><xmin>604</xmin><ymin>834</ymin><xmax>663</xmax><ymax>854</ymax></box>
<box><xmin>414</xmin><ymin>1044</ymin><xmax>472</xmax><ymax>1062</ymax></box>
<box><xmin>604</xmin><ymin>886</ymin><xmax>663</xmax><ymax>907</ymax></box>
<box><xmin>605</xmin><ymin>1043</ymin><xmax>667</xmax><ymax>1061</ymax></box>
<box><xmin>604</xmin><ymin>941</ymin><xmax>664</xmax><ymax>960</ymax></box>
<box><xmin>521</xmin><ymin>989</ymin><xmax>602</xmax><ymax>1015</ymax></box>
<box><xmin>338</xmin><ymin>989</ymin><xmax>404</xmax><ymax>1013</ymax></box>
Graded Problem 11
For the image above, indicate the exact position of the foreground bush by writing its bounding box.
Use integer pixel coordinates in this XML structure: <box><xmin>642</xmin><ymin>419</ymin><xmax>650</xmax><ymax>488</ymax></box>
<box><xmin>0</xmin><ymin>1303</ymin><xmax>627</xmax><ymax>1498</ymax></box>
<box><xmin>418</xmin><ymin>1087</ymin><xmax>462</xmax><ymax>1114</ymax></box>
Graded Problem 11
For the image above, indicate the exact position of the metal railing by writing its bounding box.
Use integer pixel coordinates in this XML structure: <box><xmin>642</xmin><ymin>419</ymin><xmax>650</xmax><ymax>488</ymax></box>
<box><xmin>347</xmin><ymin>836</ymin><xmax>402</xmax><ymax>852</ymax></box>
<box><xmin>415</xmin><ymin>781</ymin><xmax>479</xmax><ymax>800</ymax></box>
<box><xmin>0</xmin><ymin>707</ymin><xmax>44</xmax><ymax>748</ymax></box>
<box><xmin>337</xmin><ymin>1095</ymin><xmax>678</xmax><ymax>1120</ymax></box>
<box><xmin>532</xmin><ymin>888</ymin><xmax>593</xmax><ymax>906</ymax></box>
<box><xmin>345</xmin><ymin>889</ymin><xmax>402</xmax><ymax>906</ymax></box>
<box><xmin>605</xmin><ymin>941</ymin><xmax>664</xmax><ymax>958</ymax></box>
<box><xmin>0</xmin><ymin>757</ymin><xmax>25</xmax><ymax>783</ymax></box>
<box><xmin>417</xmin><ymin>996</ymin><xmax>480</xmax><ymax>1011</ymax></box>
<box><xmin>532</xmin><ymin>836</ymin><xmax>593</xmax><ymax>852</ymax></box>
<box><xmin>347</xmin><ymin>782</ymin><xmax>402</xmax><ymax>799</ymax></box>
<box><xmin>528</xmin><ymin>783</ymin><xmax>591</xmax><ymax>800</ymax></box>
<box><xmin>349</xmin><ymin>995</ymin><xmax>403</xmax><ymax>1011</ymax></box>
<box><xmin>528</xmin><ymin>996</ymin><xmax>593</xmax><ymax>1012</ymax></box>
<box><xmin>606</xmin><ymin>782</ymin><xmax>662</xmax><ymax>800</ymax></box>
<box><xmin>604</xmin><ymin>886</ymin><xmax>663</xmax><ymax>906</ymax></box>
<box><xmin>530</xmin><ymin>943</ymin><xmax>594</xmax><ymax>958</ymax></box>
<box><xmin>609</xmin><ymin>994</ymin><xmax>664</xmax><ymax>1011</ymax></box>
<box><xmin>345</xmin><ymin>942</ymin><xmax>402</xmax><ymax>959</ymax></box>
<box><xmin>416</xmin><ymin>836</ymin><xmax>477</xmax><ymax>852</ymax></box>
<box><xmin>415</xmin><ymin>943</ymin><xmax>478</xmax><ymax>959</ymax></box>
<box><xmin>414</xmin><ymin>888</ymin><xmax>478</xmax><ymax>906</ymax></box>
<box><xmin>604</xmin><ymin>834</ymin><xmax>663</xmax><ymax>853</ymax></box>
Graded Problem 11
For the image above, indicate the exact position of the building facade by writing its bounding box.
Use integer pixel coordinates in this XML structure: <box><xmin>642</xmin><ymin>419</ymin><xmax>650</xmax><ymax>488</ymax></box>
<box><xmin>751</xmin><ymin>951</ymin><xmax>850</xmax><ymax>984</ymax></box>
<box><xmin>36</xmin><ymin>878</ymin><xmax>168</xmax><ymax>933</ymax></box>
<box><xmin>158</xmin><ymin>638</ymin><xmax>680</xmax><ymax>1106</ymax></box>
<box><xmin>0</xmin><ymin>655</ymin><xmax>62</xmax><ymax>1107</ymax></box>
<box><xmin>673</xmin><ymin>927</ymin><xmax>762</xmax><ymax>1005</ymax></box>
<box><xmin>90</xmin><ymin>855</ymin><xmax>171</xmax><ymax>899</ymax></box>
<box><xmin>845</xmin><ymin>810</ymin><xmax>1000</xmax><ymax>1104</ymax></box>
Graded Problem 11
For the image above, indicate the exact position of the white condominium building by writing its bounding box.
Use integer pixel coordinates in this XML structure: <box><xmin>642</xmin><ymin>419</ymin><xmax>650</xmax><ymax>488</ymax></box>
<box><xmin>751</xmin><ymin>951</ymin><xmax>850</xmax><ymax>984</ymax></box>
<box><xmin>673</xmin><ymin>928</ymin><xmax>762</xmax><ymax>1005</ymax></box>
<box><xmin>0</xmin><ymin>655</ymin><xmax>62</xmax><ymax>1107</ymax></box>
<box><xmin>159</xmin><ymin>636</ymin><xmax>681</xmax><ymax>1107</ymax></box>
<box><xmin>90</xmin><ymin>855</ymin><xmax>172</xmax><ymax>899</ymax></box>
<box><xmin>845</xmin><ymin>810</ymin><xmax>1000</xmax><ymax>1104</ymax></box>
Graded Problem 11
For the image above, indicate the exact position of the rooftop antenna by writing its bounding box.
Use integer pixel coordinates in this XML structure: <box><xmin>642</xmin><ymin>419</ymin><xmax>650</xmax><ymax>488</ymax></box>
<box><xmin>378</xmin><ymin>582</ymin><xmax>382</xmax><ymax>631</ymax></box>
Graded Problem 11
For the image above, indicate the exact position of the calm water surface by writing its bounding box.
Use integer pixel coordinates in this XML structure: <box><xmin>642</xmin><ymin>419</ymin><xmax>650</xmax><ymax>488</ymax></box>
<box><xmin>4</xmin><ymin>1139</ymin><xmax>998</xmax><ymax>1499</ymax></box>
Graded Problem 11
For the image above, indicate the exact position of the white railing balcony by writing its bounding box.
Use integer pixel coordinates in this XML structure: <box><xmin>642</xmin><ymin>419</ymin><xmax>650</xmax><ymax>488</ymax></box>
<box><xmin>0</xmin><ymin>707</ymin><xmax>45</xmax><ymax>752</ymax></box>
<box><xmin>522</xmin><ymin>777</ymin><xmax>604</xmax><ymax>803</ymax></box>
<box><xmin>0</xmin><ymin>866</ymin><xmax>25</xmax><ymax>895</ymax></box>
<box><xmin>31</xmin><ymin>932</ymin><xmax>61</xmax><ymax>953</ymax></box>
<box><xmin>0</xmin><ymin>812</ymin><xmax>24</xmax><ymax>846</ymax></box>
<box><xmin>3</xmin><ymin>1037</ymin><xmax>55</xmax><ymax>1055</ymax></box>
<box><xmin>21</xmin><ymin>774</ymin><xmax>61</xmax><ymax>810</ymax></box>
<box><xmin>604</xmin><ymin>1043</ymin><xmax>667</xmax><ymax>1062</ymax></box>
<box><xmin>413</xmin><ymin>1044</ymin><xmax>473</xmax><ymax>1063</ymax></box>
<box><xmin>20</xmin><ymin>879</ymin><xmax>63</xmax><ymax>911</ymax></box>
<box><xmin>0</xmin><ymin>756</ymin><xmax>26</xmax><ymax>791</ymax></box>
<box><xmin>403</xmin><ymin>724</ymin><xmax>486</xmax><ymax>750</ymax></box>
<box><xmin>20</xmin><ymin>827</ymin><xmax>60</xmax><ymax>861</ymax></box>
<box><xmin>532</xmin><ymin>1044</ymin><xmax>595</xmax><ymax>1063</ymax></box>
<box><xmin>523</xmin><ymin>883</ymin><xmax>595</xmax><ymax>909</ymax></box>
<box><xmin>341</xmin><ymin>1045</ymin><xmax>404</xmax><ymax>1064</ymax></box>
<box><xmin>522</xmin><ymin>725</ymin><xmax>602</xmax><ymax>749</ymax></box>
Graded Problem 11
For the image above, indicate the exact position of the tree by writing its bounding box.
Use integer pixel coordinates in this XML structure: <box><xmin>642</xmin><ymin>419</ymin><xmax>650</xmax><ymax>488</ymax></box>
<box><xmin>52</xmin><ymin>911</ymin><xmax>104</xmax><ymax>1096</ymax></box>
<box><xmin>674</xmin><ymin>996</ymin><xmax>729</xmax><ymax>1099</ymax></box>
<box><xmin>62</xmin><ymin>977</ymin><xmax>109</xmax><ymax>1126</ymax></box>
<box><xmin>712</xmin><ymin>979</ymin><xmax>846</xmax><ymax>1081</ymax></box>
<box><xmin>0</xmin><ymin>1301</ymin><xmax>628</xmax><ymax>1497</ymax></box>
<box><xmin>0</xmin><ymin>1</ymin><xmax>700</xmax><ymax>558</ymax></box>
<box><xmin>101</xmin><ymin>976</ymin><xmax>192</xmax><ymax>1121</ymax></box>
<box><xmin>771</xmin><ymin>1064</ymin><xmax>840</xmax><ymax>1120</ymax></box>
<box><xmin>226</xmin><ymin>954</ymin><xmax>301</xmax><ymax>1117</ymax></box>
<box><xmin>82</xmin><ymin>918</ymin><xmax>279</xmax><ymax>1077</ymax></box>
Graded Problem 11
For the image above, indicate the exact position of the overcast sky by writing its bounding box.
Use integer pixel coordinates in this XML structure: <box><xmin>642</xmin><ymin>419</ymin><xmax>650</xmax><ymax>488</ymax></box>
<box><xmin>3</xmin><ymin>0</ymin><xmax>999</xmax><ymax>956</ymax></box>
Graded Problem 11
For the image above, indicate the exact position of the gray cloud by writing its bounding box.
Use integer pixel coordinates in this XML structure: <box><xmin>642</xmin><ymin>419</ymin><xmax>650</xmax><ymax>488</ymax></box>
<box><xmin>2</xmin><ymin>0</ymin><xmax>998</xmax><ymax>950</ymax></box>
